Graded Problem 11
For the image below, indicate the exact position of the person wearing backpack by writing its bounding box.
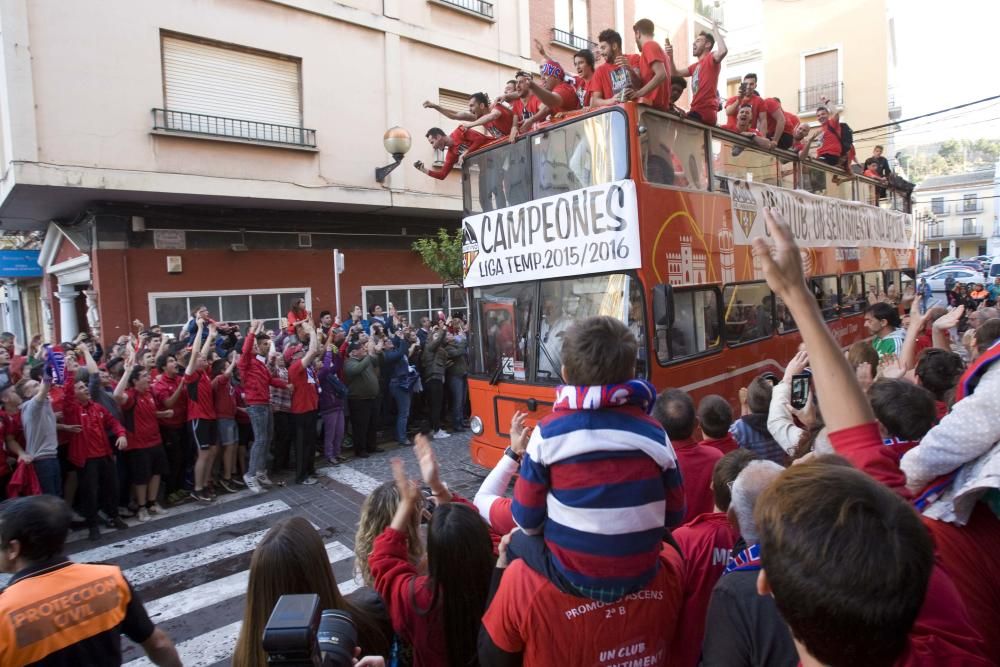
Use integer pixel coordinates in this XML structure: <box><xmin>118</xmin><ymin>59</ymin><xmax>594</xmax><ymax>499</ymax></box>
<box><xmin>800</xmin><ymin>95</ymin><xmax>853</xmax><ymax>171</ymax></box>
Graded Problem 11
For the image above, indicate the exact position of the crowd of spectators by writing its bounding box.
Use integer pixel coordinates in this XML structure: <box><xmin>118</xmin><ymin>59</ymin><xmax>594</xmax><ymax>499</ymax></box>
<box><xmin>3</xmin><ymin>209</ymin><xmax>1000</xmax><ymax>664</ymax></box>
<box><xmin>0</xmin><ymin>301</ymin><xmax>472</xmax><ymax>541</ymax></box>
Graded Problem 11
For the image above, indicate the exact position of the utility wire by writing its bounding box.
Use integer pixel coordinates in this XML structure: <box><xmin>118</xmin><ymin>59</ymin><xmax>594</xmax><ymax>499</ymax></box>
<box><xmin>853</xmin><ymin>94</ymin><xmax>1000</xmax><ymax>134</ymax></box>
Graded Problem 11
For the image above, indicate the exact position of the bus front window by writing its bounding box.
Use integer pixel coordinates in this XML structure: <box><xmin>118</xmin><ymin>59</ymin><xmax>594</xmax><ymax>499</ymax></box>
<box><xmin>471</xmin><ymin>283</ymin><xmax>535</xmax><ymax>380</ymax></box>
<box><xmin>536</xmin><ymin>274</ymin><xmax>644</xmax><ymax>384</ymax></box>
<box><xmin>531</xmin><ymin>112</ymin><xmax>628</xmax><ymax>200</ymax></box>
<box><xmin>464</xmin><ymin>139</ymin><xmax>531</xmax><ymax>216</ymax></box>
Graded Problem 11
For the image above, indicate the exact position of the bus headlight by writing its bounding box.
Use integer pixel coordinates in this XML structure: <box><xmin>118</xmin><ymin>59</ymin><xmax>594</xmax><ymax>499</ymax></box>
<box><xmin>470</xmin><ymin>416</ymin><xmax>484</xmax><ymax>435</ymax></box>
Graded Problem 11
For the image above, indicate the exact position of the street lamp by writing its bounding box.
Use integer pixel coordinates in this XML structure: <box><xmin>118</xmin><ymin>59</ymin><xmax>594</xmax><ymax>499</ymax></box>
<box><xmin>375</xmin><ymin>127</ymin><xmax>412</xmax><ymax>183</ymax></box>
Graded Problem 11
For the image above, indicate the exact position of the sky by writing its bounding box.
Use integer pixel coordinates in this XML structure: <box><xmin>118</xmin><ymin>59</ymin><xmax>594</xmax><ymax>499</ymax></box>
<box><xmin>890</xmin><ymin>0</ymin><xmax>1000</xmax><ymax>149</ymax></box>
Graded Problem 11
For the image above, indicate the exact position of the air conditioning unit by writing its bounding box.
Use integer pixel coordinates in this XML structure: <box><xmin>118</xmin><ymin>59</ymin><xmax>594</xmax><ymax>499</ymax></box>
<box><xmin>298</xmin><ymin>233</ymin><xmax>313</xmax><ymax>248</ymax></box>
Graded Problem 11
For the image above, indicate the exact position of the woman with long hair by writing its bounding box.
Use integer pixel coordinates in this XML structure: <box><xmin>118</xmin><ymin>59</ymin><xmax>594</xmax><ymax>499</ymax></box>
<box><xmin>369</xmin><ymin>437</ymin><xmax>495</xmax><ymax>667</ymax></box>
<box><xmin>233</xmin><ymin>516</ymin><xmax>390</xmax><ymax>666</ymax></box>
<box><xmin>286</xmin><ymin>296</ymin><xmax>312</xmax><ymax>336</ymax></box>
<box><xmin>355</xmin><ymin>481</ymin><xmax>424</xmax><ymax>587</ymax></box>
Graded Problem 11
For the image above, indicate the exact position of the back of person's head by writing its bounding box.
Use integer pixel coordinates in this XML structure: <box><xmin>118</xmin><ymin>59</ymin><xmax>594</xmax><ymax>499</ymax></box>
<box><xmin>866</xmin><ymin>302</ymin><xmax>901</xmax><ymax>329</ymax></box>
<box><xmin>652</xmin><ymin>388</ymin><xmax>696</xmax><ymax>440</ymax></box>
<box><xmin>868</xmin><ymin>379</ymin><xmax>936</xmax><ymax>441</ymax></box>
<box><xmin>914</xmin><ymin>348</ymin><xmax>964</xmax><ymax>401</ymax></box>
<box><xmin>233</xmin><ymin>517</ymin><xmax>389</xmax><ymax>666</ymax></box>
<box><xmin>755</xmin><ymin>461</ymin><xmax>933</xmax><ymax>667</ymax></box>
<box><xmin>670</xmin><ymin>74</ymin><xmax>687</xmax><ymax>90</ymax></box>
<box><xmin>975</xmin><ymin>318</ymin><xmax>1000</xmax><ymax>355</ymax></box>
<box><xmin>211</xmin><ymin>358</ymin><xmax>227</xmax><ymax>377</ymax></box>
<box><xmin>354</xmin><ymin>482</ymin><xmax>422</xmax><ymax>586</ymax></box>
<box><xmin>598</xmin><ymin>28</ymin><xmax>623</xmax><ymax>49</ymax></box>
<box><xmin>426</xmin><ymin>503</ymin><xmax>494</xmax><ymax>667</ymax></box>
<box><xmin>560</xmin><ymin>316</ymin><xmax>637</xmax><ymax>385</ymax></box>
<box><xmin>633</xmin><ymin>18</ymin><xmax>654</xmax><ymax>36</ymax></box>
<box><xmin>727</xmin><ymin>460</ymin><xmax>783</xmax><ymax>542</ymax></box>
<box><xmin>746</xmin><ymin>374</ymin><xmax>774</xmax><ymax>414</ymax></box>
<box><xmin>0</xmin><ymin>495</ymin><xmax>72</xmax><ymax>563</ymax></box>
<box><xmin>712</xmin><ymin>449</ymin><xmax>757</xmax><ymax>511</ymax></box>
<box><xmin>698</xmin><ymin>394</ymin><xmax>733</xmax><ymax>438</ymax></box>
<box><xmin>846</xmin><ymin>340</ymin><xmax>879</xmax><ymax>370</ymax></box>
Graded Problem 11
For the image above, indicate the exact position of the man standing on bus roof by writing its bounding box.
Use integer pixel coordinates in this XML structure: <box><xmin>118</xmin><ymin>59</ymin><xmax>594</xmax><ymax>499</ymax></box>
<box><xmin>724</xmin><ymin>73</ymin><xmax>765</xmax><ymax>132</ymax></box>
<box><xmin>666</xmin><ymin>18</ymin><xmax>727</xmax><ymax>126</ymax></box>
<box><xmin>423</xmin><ymin>93</ymin><xmax>513</xmax><ymax>141</ymax></box>
<box><xmin>625</xmin><ymin>19</ymin><xmax>671</xmax><ymax>110</ymax></box>
<box><xmin>799</xmin><ymin>96</ymin><xmax>851</xmax><ymax>170</ymax></box>
<box><xmin>413</xmin><ymin>126</ymin><xmax>488</xmax><ymax>180</ymax></box>
<box><xmin>762</xmin><ymin>97</ymin><xmax>797</xmax><ymax>150</ymax></box>
<box><xmin>588</xmin><ymin>28</ymin><xmax>641</xmax><ymax>107</ymax></box>
<box><xmin>864</xmin><ymin>302</ymin><xmax>905</xmax><ymax>359</ymax></box>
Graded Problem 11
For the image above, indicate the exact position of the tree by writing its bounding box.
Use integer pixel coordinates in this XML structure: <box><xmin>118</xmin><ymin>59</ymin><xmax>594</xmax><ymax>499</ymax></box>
<box><xmin>412</xmin><ymin>227</ymin><xmax>464</xmax><ymax>287</ymax></box>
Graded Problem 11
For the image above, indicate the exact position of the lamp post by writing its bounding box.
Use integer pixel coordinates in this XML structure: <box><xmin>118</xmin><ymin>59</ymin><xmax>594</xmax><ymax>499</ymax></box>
<box><xmin>375</xmin><ymin>127</ymin><xmax>412</xmax><ymax>183</ymax></box>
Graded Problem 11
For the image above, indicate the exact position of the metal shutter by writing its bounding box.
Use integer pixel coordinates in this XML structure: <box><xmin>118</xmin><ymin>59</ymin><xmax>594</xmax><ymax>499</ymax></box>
<box><xmin>438</xmin><ymin>89</ymin><xmax>472</xmax><ymax>114</ymax></box>
<box><xmin>162</xmin><ymin>35</ymin><xmax>301</xmax><ymax>130</ymax></box>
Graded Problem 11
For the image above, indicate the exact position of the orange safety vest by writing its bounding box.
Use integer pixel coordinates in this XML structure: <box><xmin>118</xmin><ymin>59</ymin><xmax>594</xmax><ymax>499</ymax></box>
<box><xmin>0</xmin><ymin>562</ymin><xmax>131</xmax><ymax>666</ymax></box>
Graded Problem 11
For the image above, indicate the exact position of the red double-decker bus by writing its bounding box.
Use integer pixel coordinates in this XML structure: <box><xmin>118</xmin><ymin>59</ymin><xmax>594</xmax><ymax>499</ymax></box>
<box><xmin>459</xmin><ymin>103</ymin><xmax>914</xmax><ymax>467</ymax></box>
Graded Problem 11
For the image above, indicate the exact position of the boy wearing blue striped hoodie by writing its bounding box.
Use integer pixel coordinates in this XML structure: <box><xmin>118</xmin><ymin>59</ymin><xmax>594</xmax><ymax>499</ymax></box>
<box><xmin>509</xmin><ymin>315</ymin><xmax>686</xmax><ymax>602</ymax></box>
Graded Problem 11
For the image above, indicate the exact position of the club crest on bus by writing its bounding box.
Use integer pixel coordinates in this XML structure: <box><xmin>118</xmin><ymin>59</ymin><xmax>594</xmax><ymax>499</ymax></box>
<box><xmin>730</xmin><ymin>180</ymin><xmax>759</xmax><ymax>239</ymax></box>
<box><xmin>462</xmin><ymin>222</ymin><xmax>480</xmax><ymax>279</ymax></box>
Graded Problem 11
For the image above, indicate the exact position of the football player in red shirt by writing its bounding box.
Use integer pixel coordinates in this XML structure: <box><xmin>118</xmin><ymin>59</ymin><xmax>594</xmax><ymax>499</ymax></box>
<box><xmin>413</xmin><ymin>126</ymin><xmax>488</xmax><ymax>180</ymax></box>
<box><xmin>724</xmin><ymin>73</ymin><xmax>766</xmax><ymax>131</ymax></box>
<box><xmin>522</xmin><ymin>59</ymin><xmax>581</xmax><ymax>127</ymax></box>
<box><xmin>667</xmin><ymin>19</ymin><xmax>727</xmax><ymax>125</ymax></box>
<box><xmin>533</xmin><ymin>38</ymin><xmax>596</xmax><ymax>108</ymax></box>
<box><xmin>422</xmin><ymin>93</ymin><xmax>513</xmax><ymax>141</ymax></box>
<box><xmin>723</xmin><ymin>103</ymin><xmax>771</xmax><ymax>150</ymax></box>
<box><xmin>589</xmin><ymin>28</ymin><xmax>641</xmax><ymax>107</ymax></box>
<box><xmin>627</xmin><ymin>19</ymin><xmax>671</xmax><ymax>109</ymax></box>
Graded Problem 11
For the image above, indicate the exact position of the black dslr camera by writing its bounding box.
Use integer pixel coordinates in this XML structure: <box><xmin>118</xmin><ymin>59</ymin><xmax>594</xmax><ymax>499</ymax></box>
<box><xmin>262</xmin><ymin>594</ymin><xmax>357</xmax><ymax>666</ymax></box>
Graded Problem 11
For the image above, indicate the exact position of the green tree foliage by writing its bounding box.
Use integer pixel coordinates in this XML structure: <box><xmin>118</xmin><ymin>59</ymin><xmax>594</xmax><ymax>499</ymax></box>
<box><xmin>412</xmin><ymin>227</ymin><xmax>464</xmax><ymax>287</ymax></box>
<box><xmin>900</xmin><ymin>137</ymin><xmax>1000</xmax><ymax>183</ymax></box>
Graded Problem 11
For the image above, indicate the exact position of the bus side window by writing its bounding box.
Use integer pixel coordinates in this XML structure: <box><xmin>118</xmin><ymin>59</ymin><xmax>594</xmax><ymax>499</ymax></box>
<box><xmin>839</xmin><ymin>273</ymin><xmax>865</xmax><ymax>315</ymax></box>
<box><xmin>864</xmin><ymin>270</ymin><xmax>885</xmax><ymax>304</ymax></box>
<box><xmin>712</xmin><ymin>135</ymin><xmax>778</xmax><ymax>188</ymax></box>
<box><xmin>810</xmin><ymin>275</ymin><xmax>840</xmax><ymax>320</ymax></box>
<box><xmin>654</xmin><ymin>286</ymin><xmax>721</xmax><ymax>364</ymax></box>
<box><xmin>722</xmin><ymin>282</ymin><xmax>774</xmax><ymax>345</ymax></box>
<box><xmin>640</xmin><ymin>112</ymin><xmax>709</xmax><ymax>191</ymax></box>
<box><xmin>774</xmin><ymin>294</ymin><xmax>798</xmax><ymax>333</ymax></box>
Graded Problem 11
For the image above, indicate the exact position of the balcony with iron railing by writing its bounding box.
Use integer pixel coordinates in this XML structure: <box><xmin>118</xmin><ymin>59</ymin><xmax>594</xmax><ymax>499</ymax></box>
<box><xmin>798</xmin><ymin>82</ymin><xmax>844</xmax><ymax>114</ymax></box>
<box><xmin>960</xmin><ymin>200</ymin><xmax>984</xmax><ymax>214</ymax></box>
<box><xmin>430</xmin><ymin>0</ymin><xmax>493</xmax><ymax>19</ymax></box>
<box><xmin>551</xmin><ymin>27</ymin><xmax>596</xmax><ymax>51</ymax></box>
<box><xmin>929</xmin><ymin>202</ymin><xmax>951</xmax><ymax>216</ymax></box>
<box><xmin>151</xmin><ymin>108</ymin><xmax>317</xmax><ymax>148</ymax></box>
<box><xmin>962</xmin><ymin>220</ymin><xmax>983</xmax><ymax>236</ymax></box>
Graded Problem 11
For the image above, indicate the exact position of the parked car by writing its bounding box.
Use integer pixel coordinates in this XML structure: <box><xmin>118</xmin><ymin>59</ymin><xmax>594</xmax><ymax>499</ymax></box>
<box><xmin>923</xmin><ymin>267</ymin><xmax>986</xmax><ymax>292</ymax></box>
<box><xmin>989</xmin><ymin>257</ymin><xmax>1000</xmax><ymax>279</ymax></box>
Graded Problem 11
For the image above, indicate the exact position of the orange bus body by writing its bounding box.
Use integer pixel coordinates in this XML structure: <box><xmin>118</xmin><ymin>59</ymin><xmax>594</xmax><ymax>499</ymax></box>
<box><xmin>461</xmin><ymin>103</ymin><xmax>914</xmax><ymax>468</ymax></box>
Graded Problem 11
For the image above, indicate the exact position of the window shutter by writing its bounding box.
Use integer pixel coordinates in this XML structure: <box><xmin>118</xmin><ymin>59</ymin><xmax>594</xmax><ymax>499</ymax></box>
<box><xmin>161</xmin><ymin>34</ymin><xmax>301</xmax><ymax>128</ymax></box>
<box><xmin>438</xmin><ymin>89</ymin><xmax>471</xmax><ymax>115</ymax></box>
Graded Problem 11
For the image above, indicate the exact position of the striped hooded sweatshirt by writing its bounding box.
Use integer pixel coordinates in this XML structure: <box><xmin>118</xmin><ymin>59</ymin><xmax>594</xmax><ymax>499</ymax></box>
<box><xmin>511</xmin><ymin>379</ymin><xmax>685</xmax><ymax>599</ymax></box>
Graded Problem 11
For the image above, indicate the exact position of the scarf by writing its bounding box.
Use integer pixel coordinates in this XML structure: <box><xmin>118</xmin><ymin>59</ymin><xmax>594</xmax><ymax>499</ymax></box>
<box><xmin>723</xmin><ymin>543</ymin><xmax>762</xmax><ymax>574</ymax></box>
<box><xmin>552</xmin><ymin>378</ymin><xmax>657</xmax><ymax>414</ymax></box>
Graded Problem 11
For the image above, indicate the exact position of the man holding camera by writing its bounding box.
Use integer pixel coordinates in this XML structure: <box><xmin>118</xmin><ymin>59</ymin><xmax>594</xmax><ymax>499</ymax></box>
<box><xmin>0</xmin><ymin>495</ymin><xmax>182</xmax><ymax>666</ymax></box>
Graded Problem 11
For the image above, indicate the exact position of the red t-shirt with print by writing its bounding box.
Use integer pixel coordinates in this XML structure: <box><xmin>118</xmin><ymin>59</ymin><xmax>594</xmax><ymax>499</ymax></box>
<box><xmin>482</xmin><ymin>546</ymin><xmax>684</xmax><ymax>665</ymax></box>
<box><xmin>687</xmin><ymin>52</ymin><xmax>721</xmax><ymax>125</ymax></box>
<box><xmin>511</xmin><ymin>96</ymin><xmax>541</xmax><ymax>122</ymax></box>
<box><xmin>587</xmin><ymin>55</ymin><xmax>641</xmax><ymax>102</ymax></box>
<box><xmin>818</xmin><ymin>116</ymin><xmax>844</xmax><ymax>159</ymax></box>
<box><xmin>483</xmin><ymin>102</ymin><xmax>514</xmax><ymax>139</ymax></box>
<box><xmin>288</xmin><ymin>359</ymin><xmax>319</xmax><ymax>414</ymax></box>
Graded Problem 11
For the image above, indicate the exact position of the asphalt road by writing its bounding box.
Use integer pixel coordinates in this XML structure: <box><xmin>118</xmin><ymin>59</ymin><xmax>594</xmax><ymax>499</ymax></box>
<box><xmin>57</xmin><ymin>431</ymin><xmax>485</xmax><ymax>667</ymax></box>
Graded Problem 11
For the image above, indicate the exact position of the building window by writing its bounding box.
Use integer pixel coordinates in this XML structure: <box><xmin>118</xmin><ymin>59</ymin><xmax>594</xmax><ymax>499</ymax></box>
<box><xmin>362</xmin><ymin>285</ymin><xmax>467</xmax><ymax>326</ymax></box>
<box><xmin>931</xmin><ymin>197</ymin><xmax>944</xmax><ymax>215</ymax></box>
<box><xmin>963</xmin><ymin>218</ymin><xmax>979</xmax><ymax>236</ymax></box>
<box><xmin>799</xmin><ymin>48</ymin><xmax>842</xmax><ymax>113</ymax></box>
<box><xmin>156</xmin><ymin>32</ymin><xmax>314</xmax><ymax>147</ymax></box>
<box><xmin>553</xmin><ymin>0</ymin><xmax>591</xmax><ymax>49</ymax></box>
<box><xmin>148</xmin><ymin>288</ymin><xmax>309</xmax><ymax>339</ymax></box>
<box><xmin>963</xmin><ymin>193</ymin><xmax>979</xmax><ymax>212</ymax></box>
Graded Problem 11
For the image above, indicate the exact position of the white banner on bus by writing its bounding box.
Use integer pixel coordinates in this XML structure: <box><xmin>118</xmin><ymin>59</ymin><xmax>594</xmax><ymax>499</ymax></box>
<box><xmin>461</xmin><ymin>179</ymin><xmax>641</xmax><ymax>287</ymax></box>
<box><xmin>729</xmin><ymin>180</ymin><xmax>913</xmax><ymax>249</ymax></box>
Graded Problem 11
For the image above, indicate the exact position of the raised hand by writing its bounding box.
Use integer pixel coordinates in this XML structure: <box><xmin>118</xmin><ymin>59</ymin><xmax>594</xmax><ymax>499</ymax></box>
<box><xmin>509</xmin><ymin>411</ymin><xmax>531</xmax><ymax>455</ymax></box>
<box><xmin>751</xmin><ymin>208</ymin><xmax>807</xmax><ymax>300</ymax></box>
<box><xmin>414</xmin><ymin>434</ymin><xmax>447</xmax><ymax>499</ymax></box>
<box><xmin>933</xmin><ymin>305</ymin><xmax>964</xmax><ymax>331</ymax></box>
<box><xmin>783</xmin><ymin>350</ymin><xmax>810</xmax><ymax>383</ymax></box>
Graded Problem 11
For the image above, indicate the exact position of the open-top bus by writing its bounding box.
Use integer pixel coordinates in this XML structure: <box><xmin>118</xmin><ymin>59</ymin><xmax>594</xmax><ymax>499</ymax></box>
<box><xmin>459</xmin><ymin>102</ymin><xmax>914</xmax><ymax>467</ymax></box>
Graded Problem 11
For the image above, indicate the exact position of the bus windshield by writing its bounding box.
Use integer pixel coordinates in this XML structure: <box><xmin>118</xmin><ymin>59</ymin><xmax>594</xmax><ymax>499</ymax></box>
<box><xmin>469</xmin><ymin>272</ymin><xmax>646</xmax><ymax>384</ymax></box>
<box><xmin>463</xmin><ymin>109</ymin><xmax>629</xmax><ymax>215</ymax></box>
